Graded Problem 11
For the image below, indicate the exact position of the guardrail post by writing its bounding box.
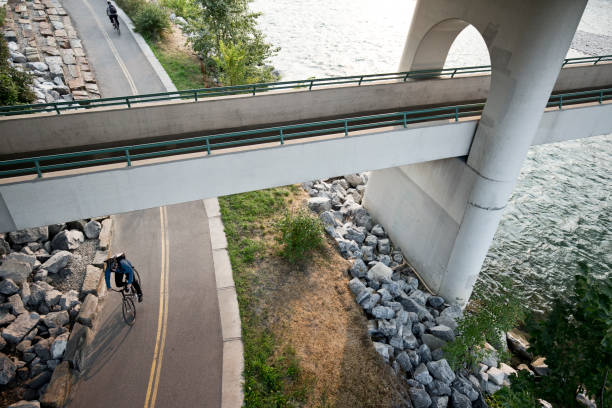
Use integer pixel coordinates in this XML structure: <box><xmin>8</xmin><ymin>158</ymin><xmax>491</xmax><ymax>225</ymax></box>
<box><xmin>600</xmin><ymin>90</ymin><xmax>604</xmax><ymax>104</ymax></box>
<box><xmin>358</xmin><ymin>76</ymin><xmax>363</xmax><ymax>86</ymax></box>
<box><xmin>309</xmin><ymin>80</ymin><xmax>314</xmax><ymax>90</ymax></box>
<box><xmin>34</xmin><ymin>160</ymin><xmax>42</xmax><ymax>178</ymax></box>
<box><xmin>252</xmin><ymin>85</ymin><xmax>256</xmax><ymax>96</ymax></box>
<box><xmin>125</xmin><ymin>149</ymin><xmax>131</xmax><ymax>166</ymax></box>
<box><xmin>53</xmin><ymin>103</ymin><xmax>60</xmax><ymax>115</ymax></box>
<box><xmin>559</xmin><ymin>96</ymin><xmax>563</xmax><ymax>109</ymax></box>
<box><xmin>595</xmin><ymin>56</ymin><xmax>602</xmax><ymax>65</ymax></box>
<box><xmin>125</xmin><ymin>98</ymin><xmax>131</xmax><ymax>108</ymax></box>
<box><xmin>194</xmin><ymin>90</ymin><xmax>198</xmax><ymax>101</ymax></box>
<box><xmin>455</xmin><ymin>106</ymin><xmax>459</xmax><ymax>122</ymax></box>
<box><xmin>206</xmin><ymin>137</ymin><xmax>211</xmax><ymax>155</ymax></box>
<box><xmin>279</xmin><ymin>129</ymin><xmax>284</xmax><ymax>145</ymax></box>
<box><xmin>344</xmin><ymin>120</ymin><xmax>348</xmax><ymax>136</ymax></box>
<box><xmin>451</xmin><ymin>68</ymin><xmax>457</xmax><ymax>78</ymax></box>
<box><xmin>562</xmin><ymin>59</ymin><xmax>567</xmax><ymax>67</ymax></box>
<box><xmin>403</xmin><ymin>73</ymin><xmax>410</xmax><ymax>82</ymax></box>
<box><xmin>403</xmin><ymin>112</ymin><xmax>407</xmax><ymax>128</ymax></box>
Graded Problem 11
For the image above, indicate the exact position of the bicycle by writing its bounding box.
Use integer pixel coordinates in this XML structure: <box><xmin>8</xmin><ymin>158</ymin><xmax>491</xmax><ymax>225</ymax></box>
<box><xmin>111</xmin><ymin>268</ymin><xmax>141</xmax><ymax>325</ymax></box>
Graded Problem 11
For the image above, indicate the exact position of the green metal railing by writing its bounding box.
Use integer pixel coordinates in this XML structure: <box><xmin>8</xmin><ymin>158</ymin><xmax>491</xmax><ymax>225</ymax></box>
<box><xmin>1</xmin><ymin>87</ymin><xmax>609</xmax><ymax>179</ymax></box>
<box><xmin>0</xmin><ymin>55</ymin><xmax>610</xmax><ymax>117</ymax></box>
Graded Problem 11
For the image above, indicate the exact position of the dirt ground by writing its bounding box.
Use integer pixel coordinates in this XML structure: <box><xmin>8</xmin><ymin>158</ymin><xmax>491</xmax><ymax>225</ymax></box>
<box><xmin>251</xmin><ymin>190</ymin><xmax>410</xmax><ymax>407</ymax></box>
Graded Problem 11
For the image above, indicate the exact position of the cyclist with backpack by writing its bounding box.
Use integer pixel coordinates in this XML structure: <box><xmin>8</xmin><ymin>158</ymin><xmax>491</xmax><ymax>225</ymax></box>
<box><xmin>106</xmin><ymin>1</ymin><xmax>120</xmax><ymax>30</ymax></box>
<box><xmin>105</xmin><ymin>253</ymin><xmax>143</xmax><ymax>302</ymax></box>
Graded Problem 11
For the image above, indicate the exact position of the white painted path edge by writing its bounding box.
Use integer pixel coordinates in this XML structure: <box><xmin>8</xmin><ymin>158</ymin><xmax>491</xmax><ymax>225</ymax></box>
<box><xmin>115</xmin><ymin>11</ymin><xmax>243</xmax><ymax>407</ymax></box>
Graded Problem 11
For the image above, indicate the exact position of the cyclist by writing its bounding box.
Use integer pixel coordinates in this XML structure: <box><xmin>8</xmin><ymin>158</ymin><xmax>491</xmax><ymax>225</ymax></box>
<box><xmin>106</xmin><ymin>1</ymin><xmax>119</xmax><ymax>29</ymax></box>
<box><xmin>105</xmin><ymin>253</ymin><xmax>143</xmax><ymax>302</ymax></box>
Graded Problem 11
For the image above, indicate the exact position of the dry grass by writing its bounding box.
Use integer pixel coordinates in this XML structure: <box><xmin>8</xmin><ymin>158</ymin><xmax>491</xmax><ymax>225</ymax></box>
<box><xmin>245</xmin><ymin>190</ymin><xmax>410</xmax><ymax>407</ymax></box>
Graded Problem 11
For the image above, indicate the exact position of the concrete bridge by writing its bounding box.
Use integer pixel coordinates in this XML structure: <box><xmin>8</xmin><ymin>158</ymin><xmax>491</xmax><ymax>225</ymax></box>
<box><xmin>1</xmin><ymin>0</ymin><xmax>610</xmax><ymax>304</ymax></box>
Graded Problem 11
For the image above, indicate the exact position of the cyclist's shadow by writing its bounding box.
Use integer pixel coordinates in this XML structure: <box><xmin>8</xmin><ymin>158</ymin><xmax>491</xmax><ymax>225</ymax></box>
<box><xmin>76</xmin><ymin>301</ymin><xmax>133</xmax><ymax>380</ymax></box>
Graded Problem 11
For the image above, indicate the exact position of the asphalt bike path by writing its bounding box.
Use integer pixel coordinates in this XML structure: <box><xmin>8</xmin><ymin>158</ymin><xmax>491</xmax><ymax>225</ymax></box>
<box><xmin>58</xmin><ymin>0</ymin><xmax>224</xmax><ymax>405</ymax></box>
<box><xmin>67</xmin><ymin>202</ymin><xmax>223</xmax><ymax>407</ymax></box>
<box><xmin>61</xmin><ymin>0</ymin><xmax>165</xmax><ymax>96</ymax></box>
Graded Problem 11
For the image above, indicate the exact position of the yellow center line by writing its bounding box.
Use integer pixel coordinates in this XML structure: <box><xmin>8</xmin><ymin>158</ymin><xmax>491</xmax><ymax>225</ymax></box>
<box><xmin>82</xmin><ymin>0</ymin><xmax>138</xmax><ymax>95</ymax></box>
<box><xmin>144</xmin><ymin>207</ymin><xmax>170</xmax><ymax>408</ymax></box>
<box><xmin>151</xmin><ymin>206</ymin><xmax>170</xmax><ymax>407</ymax></box>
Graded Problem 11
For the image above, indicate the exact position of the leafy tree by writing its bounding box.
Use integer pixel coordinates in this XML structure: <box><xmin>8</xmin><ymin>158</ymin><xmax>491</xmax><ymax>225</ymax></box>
<box><xmin>212</xmin><ymin>40</ymin><xmax>247</xmax><ymax>85</ymax></box>
<box><xmin>183</xmin><ymin>0</ymin><xmax>278</xmax><ymax>84</ymax></box>
<box><xmin>526</xmin><ymin>263</ymin><xmax>612</xmax><ymax>407</ymax></box>
<box><xmin>443</xmin><ymin>285</ymin><xmax>524</xmax><ymax>371</ymax></box>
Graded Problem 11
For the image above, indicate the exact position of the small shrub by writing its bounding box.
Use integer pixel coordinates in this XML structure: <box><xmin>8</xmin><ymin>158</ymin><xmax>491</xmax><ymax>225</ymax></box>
<box><xmin>278</xmin><ymin>210</ymin><xmax>324</xmax><ymax>264</ymax></box>
<box><xmin>443</xmin><ymin>285</ymin><xmax>523</xmax><ymax>371</ymax></box>
<box><xmin>114</xmin><ymin>0</ymin><xmax>145</xmax><ymax>20</ymax></box>
<box><xmin>133</xmin><ymin>2</ymin><xmax>170</xmax><ymax>40</ymax></box>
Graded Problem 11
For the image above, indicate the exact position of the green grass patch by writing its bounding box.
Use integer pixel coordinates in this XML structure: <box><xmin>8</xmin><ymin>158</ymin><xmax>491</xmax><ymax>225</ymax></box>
<box><xmin>219</xmin><ymin>187</ymin><xmax>312</xmax><ymax>407</ymax></box>
<box><xmin>148</xmin><ymin>41</ymin><xmax>204</xmax><ymax>90</ymax></box>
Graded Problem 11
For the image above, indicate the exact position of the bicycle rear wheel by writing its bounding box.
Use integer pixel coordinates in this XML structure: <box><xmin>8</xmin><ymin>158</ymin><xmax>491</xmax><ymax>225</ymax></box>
<box><xmin>122</xmin><ymin>296</ymin><xmax>136</xmax><ymax>325</ymax></box>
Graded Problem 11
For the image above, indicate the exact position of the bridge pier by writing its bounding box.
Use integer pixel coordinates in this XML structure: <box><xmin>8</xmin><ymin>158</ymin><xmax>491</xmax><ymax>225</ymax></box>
<box><xmin>364</xmin><ymin>0</ymin><xmax>587</xmax><ymax>305</ymax></box>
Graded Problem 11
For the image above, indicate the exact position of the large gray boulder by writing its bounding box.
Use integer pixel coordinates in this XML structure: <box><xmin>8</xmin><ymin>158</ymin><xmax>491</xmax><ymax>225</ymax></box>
<box><xmin>34</xmin><ymin>338</ymin><xmax>52</xmax><ymax>361</ymax></box>
<box><xmin>59</xmin><ymin>290</ymin><xmax>80</xmax><ymax>310</ymax></box>
<box><xmin>408</xmin><ymin>386</ymin><xmax>432</xmax><ymax>408</ymax></box>
<box><xmin>0</xmin><ymin>279</ymin><xmax>19</xmax><ymax>296</ymax></box>
<box><xmin>51</xmin><ymin>229</ymin><xmax>84</xmax><ymax>251</ymax></box>
<box><xmin>44</xmin><ymin>289</ymin><xmax>62</xmax><ymax>307</ymax></box>
<box><xmin>400</xmin><ymin>297</ymin><xmax>434</xmax><ymax>322</ymax></box>
<box><xmin>0</xmin><ymin>310</ymin><xmax>16</xmax><ymax>326</ymax></box>
<box><xmin>50</xmin><ymin>332</ymin><xmax>69</xmax><ymax>360</ymax></box>
<box><xmin>0</xmin><ymin>259</ymin><xmax>33</xmax><ymax>285</ymax></box>
<box><xmin>2</xmin><ymin>312</ymin><xmax>40</xmax><ymax>344</ymax></box>
<box><xmin>8</xmin><ymin>227</ymin><xmax>49</xmax><ymax>244</ymax></box>
<box><xmin>344</xmin><ymin>174</ymin><xmax>364</xmax><ymax>187</ymax></box>
<box><xmin>414</xmin><ymin>363</ymin><xmax>433</xmax><ymax>385</ymax></box>
<box><xmin>41</xmin><ymin>251</ymin><xmax>72</xmax><ymax>274</ymax></box>
<box><xmin>427</xmin><ymin>359</ymin><xmax>456</xmax><ymax>384</ymax></box>
<box><xmin>0</xmin><ymin>352</ymin><xmax>16</xmax><ymax>385</ymax></box>
<box><xmin>450</xmin><ymin>390</ymin><xmax>472</xmax><ymax>408</ymax></box>
<box><xmin>8</xmin><ymin>294</ymin><xmax>27</xmax><ymax>314</ymax></box>
<box><xmin>6</xmin><ymin>253</ymin><xmax>37</xmax><ymax>268</ymax></box>
<box><xmin>0</xmin><ymin>237</ymin><xmax>10</xmax><ymax>256</ymax></box>
<box><xmin>308</xmin><ymin>197</ymin><xmax>332</xmax><ymax>213</ymax></box>
<box><xmin>453</xmin><ymin>376</ymin><xmax>479</xmax><ymax>401</ymax></box>
<box><xmin>367</xmin><ymin>262</ymin><xmax>392</xmax><ymax>283</ymax></box>
<box><xmin>42</xmin><ymin>310</ymin><xmax>69</xmax><ymax>328</ymax></box>
<box><xmin>430</xmin><ymin>325</ymin><xmax>456</xmax><ymax>342</ymax></box>
<box><xmin>350</xmin><ymin>259</ymin><xmax>367</xmax><ymax>278</ymax></box>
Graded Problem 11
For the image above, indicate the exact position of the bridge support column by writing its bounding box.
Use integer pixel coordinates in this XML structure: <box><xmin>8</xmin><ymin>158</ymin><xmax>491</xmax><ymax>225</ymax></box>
<box><xmin>364</xmin><ymin>0</ymin><xmax>586</xmax><ymax>305</ymax></box>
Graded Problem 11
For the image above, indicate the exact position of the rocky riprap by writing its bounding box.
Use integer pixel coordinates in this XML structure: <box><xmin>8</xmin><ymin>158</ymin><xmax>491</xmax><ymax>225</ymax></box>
<box><xmin>0</xmin><ymin>217</ymin><xmax>110</xmax><ymax>408</ymax></box>
<box><xmin>2</xmin><ymin>0</ymin><xmax>100</xmax><ymax>104</ymax></box>
<box><xmin>303</xmin><ymin>175</ymin><xmax>521</xmax><ymax>408</ymax></box>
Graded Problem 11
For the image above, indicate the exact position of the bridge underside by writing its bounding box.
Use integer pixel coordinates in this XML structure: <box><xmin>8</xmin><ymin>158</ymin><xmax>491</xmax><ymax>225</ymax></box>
<box><xmin>0</xmin><ymin>102</ymin><xmax>610</xmax><ymax>233</ymax></box>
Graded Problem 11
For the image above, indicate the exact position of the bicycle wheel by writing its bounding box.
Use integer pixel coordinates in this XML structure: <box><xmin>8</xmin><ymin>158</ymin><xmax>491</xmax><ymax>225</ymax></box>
<box><xmin>122</xmin><ymin>296</ymin><xmax>136</xmax><ymax>325</ymax></box>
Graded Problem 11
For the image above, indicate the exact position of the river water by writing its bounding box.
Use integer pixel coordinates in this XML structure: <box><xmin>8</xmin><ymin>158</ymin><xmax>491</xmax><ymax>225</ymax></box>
<box><xmin>251</xmin><ymin>0</ymin><xmax>612</xmax><ymax>310</ymax></box>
